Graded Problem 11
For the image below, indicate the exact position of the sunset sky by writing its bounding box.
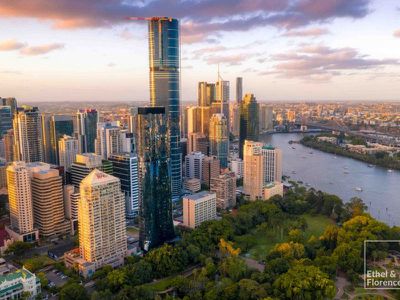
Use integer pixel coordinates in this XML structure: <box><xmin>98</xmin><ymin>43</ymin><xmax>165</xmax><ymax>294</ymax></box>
<box><xmin>0</xmin><ymin>0</ymin><xmax>399</xmax><ymax>102</ymax></box>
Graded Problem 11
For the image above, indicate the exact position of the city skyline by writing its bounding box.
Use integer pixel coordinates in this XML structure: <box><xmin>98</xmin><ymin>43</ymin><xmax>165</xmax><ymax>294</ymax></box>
<box><xmin>0</xmin><ymin>0</ymin><xmax>400</xmax><ymax>102</ymax></box>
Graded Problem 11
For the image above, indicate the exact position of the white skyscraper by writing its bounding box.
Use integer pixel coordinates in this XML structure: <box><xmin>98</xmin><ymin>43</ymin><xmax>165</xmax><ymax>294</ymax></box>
<box><xmin>95</xmin><ymin>122</ymin><xmax>121</xmax><ymax>159</ymax></box>
<box><xmin>185</xmin><ymin>151</ymin><xmax>205</xmax><ymax>180</ymax></box>
<box><xmin>59</xmin><ymin>135</ymin><xmax>80</xmax><ymax>171</ymax></box>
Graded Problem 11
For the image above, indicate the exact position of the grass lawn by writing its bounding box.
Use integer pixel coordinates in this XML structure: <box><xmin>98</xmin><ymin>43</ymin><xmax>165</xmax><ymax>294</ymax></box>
<box><xmin>144</xmin><ymin>276</ymin><xmax>177</xmax><ymax>292</ymax></box>
<box><xmin>235</xmin><ymin>214</ymin><xmax>333</xmax><ymax>261</ymax></box>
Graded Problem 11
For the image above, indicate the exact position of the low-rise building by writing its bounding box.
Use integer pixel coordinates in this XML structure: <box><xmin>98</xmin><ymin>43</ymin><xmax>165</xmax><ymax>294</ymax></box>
<box><xmin>183</xmin><ymin>191</ymin><xmax>217</xmax><ymax>229</ymax></box>
<box><xmin>0</xmin><ymin>267</ymin><xmax>41</xmax><ymax>299</ymax></box>
<box><xmin>263</xmin><ymin>182</ymin><xmax>284</xmax><ymax>200</ymax></box>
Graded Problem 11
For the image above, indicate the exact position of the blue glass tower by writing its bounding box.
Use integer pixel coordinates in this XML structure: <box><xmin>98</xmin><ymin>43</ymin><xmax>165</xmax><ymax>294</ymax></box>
<box><xmin>0</xmin><ymin>106</ymin><xmax>12</xmax><ymax>137</ymax></box>
<box><xmin>148</xmin><ymin>17</ymin><xmax>181</xmax><ymax>201</ymax></box>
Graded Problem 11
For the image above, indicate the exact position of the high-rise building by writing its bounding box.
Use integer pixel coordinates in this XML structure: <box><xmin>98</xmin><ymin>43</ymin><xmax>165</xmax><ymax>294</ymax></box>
<box><xmin>29</xmin><ymin>163</ymin><xmax>70</xmax><ymax>238</ymax></box>
<box><xmin>6</xmin><ymin>162</ymin><xmax>38</xmax><ymax>242</ymax></box>
<box><xmin>259</xmin><ymin>104</ymin><xmax>274</xmax><ymax>131</ymax></box>
<box><xmin>108</xmin><ymin>153</ymin><xmax>139</xmax><ymax>219</ymax></box>
<box><xmin>49</xmin><ymin>115</ymin><xmax>74</xmax><ymax>164</ymax></box>
<box><xmin>41</xmin><ymin>114</ymin><xmax>52</xmax><ymax>163</ymax></box>
<box><xmin>230</xmin><ymin>158</ymin><xmax>244</xmax><ymax>179</ymax></box>
<box><xmin>243</xmin><ymin>141</ymin><xmax>282</xmax><ymax>200</ymax></box>
<box><xmin>78</xmin><ymin>170</ymin><xmax>127</xmax><ymax>273</ymax></box>
<box><xmin>183</xmin><ymin>191</ymin><xmax>217</xmax><ymax>228</ymax></box>
<box><xmin>3</xmin><ymin>129</ymin><xmax>14</xmax><ymax>162</ymax></box>
<box><xmin>187</xmin><ymin>132</ymin><xmax>209</xmax><ymax>155</ymax></box>
<box><xmin>13</xmin><ymin>106</ymin><xmax>43</xmax><ymax>163</ymax></box>
<box><xmin>239</xmin><ymin>94</ymin><xmax>259</xmax><ymax>158</ymax></box>
<box><xmin>0</xmin><ymin>106</ymin><xmax>12</xmax><ymax>137</ymax></box>
<box><xmin>209</xmin><ymin>113</ymin><xmax>229</xmax><ymax>168</ymax></box>
<box><xmin>148</xmin><ymin>17</ymin><xmax>182</xmax><ymax>202</ymax></box>
<box><xmin>216</xmin><ymin>80</ymin><xmax>230</xmax><ymax>103</ymax></box>
<box><xmin>187</xmin><ymin>106</ymin><xmax>202</xmax><ymax>135</ymax></box>
<box><xmin>202</xmin><ymin>156</ymin><xmax>220</xmax><ymax>188</ymax></box>
<box><xmin>210</xmin><ymin>171</ymin><xmax>236</xmax><ymax>209</ymax></box>
<box><xmin>70</xmin><ymin>153</ymin><xmax>111</xmax><ymax>188</ymax></box>
<box><xmin>95</xmin><ymin>122</ymin><xmax>121</xmax><ymax>159</ymax></box>
<box><xmin>136</xmin><ymin>107</ymin><xmax>174</xmax><ymax>251</ymax></box>
<box><xmin>198</xmin><ymin>82</ymin><xmax>216</xmax><ymax>106</ymax></box>
<box><xmin>0</xmin><ymin>160</ymin><xmax>7</xmax><ymax>190</ymax></box>
<box><xmin>230</xmin><ymin>103</ymin><xmax>240</xmax><ymax>137</ymax></box>
<box><xmin>236</xmin><ymin>77</ymin><xmax>243</xmax><ymax>104</ymax></box>
<box><xmin>184</xmin><ymin>151</ymin><xmax>205</xmax><ymax>180</ymax></box>
<box><xmin>77</xmin><ymin>109</ymin><xmax>98</xmax><ymax>153</ymax></box>
<box><xmin>1</xmin><ymin>97</ymin><xmax>17</xmax><ymax>115</ymax></box>
<box><xmin>58</xmin><ymin>135</ymin><xmax>80</xmax><ymax>171</ymax></box>
<box><xmin>63</xmin><ymin>184</ymin><xmax>79</xmax><ymax>234</ymax></box>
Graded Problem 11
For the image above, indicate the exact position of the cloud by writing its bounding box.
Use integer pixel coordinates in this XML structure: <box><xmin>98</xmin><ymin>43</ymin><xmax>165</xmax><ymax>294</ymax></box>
<box><xmin>19</xmin><ymin>43</ymin><xmax>64</xmax><ymax>55</ymax></box>
<box><xmin>107</xmin><ymin>62</ymin><xmax>116</xmax><ymax>67</ymax></box>
<box><xmin>0</xmin><ymin>39</ymin><xmax>26</xmax><ymax>51</ymax></box>
<box><xmin>394</xmin><ymin>29</ymin><xmax>400</xmax><ymax>38</ymax></box>
<box><xmin>0</xmin><ymin>70</ymin><xmax>22</xmax><ymax>75</ymax></box>
<box><xmin>262</xmin><ymin>44</ymin><xmax>399</xmax><ymax>81</ymax></box>
<box><xmin>203</xmin><ymin>53</ymin><xmax>257</xmax><ymax>66</ymax></box>
<box><xmin>282</xmin><ymin>27</ymin><xmax>330</xmax><ymax>37</ymax></box>
<box><xmin>0</xmin><ymin>0</ymin><xmax>372</xmax><ymax>43</ymax></box>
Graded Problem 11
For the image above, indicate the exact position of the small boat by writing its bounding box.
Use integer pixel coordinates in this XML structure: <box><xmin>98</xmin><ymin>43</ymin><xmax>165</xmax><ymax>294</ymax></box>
<box><xmin>343</xmin><ymin>171</ymin><xmax>349</xmax><ymax>174</ymax></box>
<box><xmin>309</xmin><ymin>152</ymin><xmax>313</xmax><ymax>154</ymax></box>
<box><xmin>355</xmin><ymin>187</ymin><xmax>363</xmax><ymax>192</ymax></box>
<box><xmin>292</xmin><ymin>147</ymin><xmax>296</xmax><ymax>149</ymax></box>
<box><xmin>388</xmin><ymin>169</ymin><xmax>393</xmax><ymax>173</ymax></box>
<box><xmin>368</xmin><ymin>164</ymin><xmax>374</xmax><ymax>168</ymax></box>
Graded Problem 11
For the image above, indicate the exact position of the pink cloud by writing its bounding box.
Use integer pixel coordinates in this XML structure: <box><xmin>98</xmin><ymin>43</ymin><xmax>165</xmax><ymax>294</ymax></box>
<box><xmin>19</xmin><ymin>43</ymin><xmax>64</xmax><ymax>55</ymax></box>
<box><xmin>393</xmin><ymin>30</ymin><xmax>400</xmax><ymax>38</ymax></box>
<box><xmin>282</xmin><ymin>28</ymin><xmax>330</xmax><ymax>37</ymax></box>
<box><xmin>0</xmin><ymin>39</ymin><xmax>26</xmax><ymax>51</ymax></box>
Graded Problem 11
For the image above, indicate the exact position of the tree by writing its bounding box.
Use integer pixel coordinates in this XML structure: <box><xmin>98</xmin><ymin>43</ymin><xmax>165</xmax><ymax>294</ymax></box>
<box><xmin>288</xmin><ymin>229</ymin><xmax>304</xmax><ymax>243</ymax></box>
<box><xmin>59</xmin><ymin>282</ymin><xmax>88</xmax><ymax>300</ymax></box>
<box><xmin>237</xmin><ymin>279</ymin><xmax>267</xmax><ymax>300</ymax></box>
<box><xmin>5</xmin><ymin>241</ymin><xmax>33</xmax><ymax>256</ymax></box>
<box><xmin>219</xmin><ymin>257</ymin><xmax>248</xmax><ymax>282</ymax></box>
<box><xmin>345</xmin><ymin>197</ymin><xmax>367</xmax><ymax>217</ymax></box>
<box><xmin>268</xmin><ymin>242</ymin><xmax>305</xmax><ymax>260</ymax></box>
<box><xmin>273</xmin><ymin>265</ymin><xmax>335</xmax><ymax>300</ymax></box>
<box><xmin>106</xmin><ymin>269</ymin><xmax>127</xmax><ymax>292</ymax></box>
<box><xmin>37</xmin><ymin>272</ymin><xmax>48</xmax><ymax>289</ymax></box>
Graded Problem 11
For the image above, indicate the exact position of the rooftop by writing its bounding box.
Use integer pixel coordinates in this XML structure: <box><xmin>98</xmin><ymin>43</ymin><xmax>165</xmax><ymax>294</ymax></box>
<box><xmin>184</xmin><ymin>191</ymin><xmax>216</xmax><ymax>201</ymax></box>
<box><xmin>81</xmin><ymin>169</ymin><xmax>119</xmax><ymax>186</ymax></box>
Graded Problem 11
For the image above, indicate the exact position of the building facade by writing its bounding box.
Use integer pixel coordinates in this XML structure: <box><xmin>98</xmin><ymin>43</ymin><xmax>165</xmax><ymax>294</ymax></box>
<box><xmin>184</xmin><ymin>151</ymin><xmax>205</xmax><ymax>180</ymax></box>
<box><xmin>209</xmin><ymin>114</ymin><xmax>229</xmax><ymax>168</ymax></box>
<box><xmin>210</xmin><ymin>171</ymin><xmax>236</xmax><ymax>209</ymax></box>
<box><xmin>183</xmin><ymin>191</ymin><xmax>217</xmax><ymax>228</ymax></box>
<box><xmin>58</xmin><ymin>135</ymin><xmax>80</xmax><ymax>171</ymax></box>
<box><xmin>239</xmin><ymin>94</ymin><xmax>259</xmax><ymax>158</ymax></box>
<box><xmin>201</xmin><ymin>156</ymin><xmax>220</xmax><ymax>188</ymax></box>
<box><xmin>76</xmin><ymin>109</ymin><xmax>98</xmax><ymax>153</ymax></box>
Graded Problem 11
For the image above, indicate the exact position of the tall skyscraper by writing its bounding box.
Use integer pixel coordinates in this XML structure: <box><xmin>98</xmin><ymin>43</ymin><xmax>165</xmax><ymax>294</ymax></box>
<box><xmin>136</xmin><ymin>107</ymin><xmax>174</xmax><ymax>251</ymax></box>
<box><xmin>259</xmin><ymin>104</ymin><xmax>274</xmax><ymax>131</ymax></box>
<box><xmin>148</xmin><ymin>17</ymin><xmax>182</xmax><ymax>202</ymax></box>
<box><xmin>109</xmin><ymin>153</ymin><xmax>139</xmax><ymax>219</ymax></box>
<box><xmin>59</xmin><ymin>135</ymin><xmax>80</xmax><ymax>171</ymax></box>
<box><xmin>70</xmin><ymin>153</ymin><xmax>110</xmax><ymax>188</ymax></box>
<box><xmin>29</xmin><ymin>163</ymin><xmax>70</xmax><ymax>237</ymax></box>
<box><xmin>3</xmin><ymin>129</ymin><xmax>14</xmax><ymax>162</ymax></box>
<box><xmin>49</xmin><ymin>115</ymin><xmax>74</xmax><ymax>164</ymax></box>
<box><xmin>187</xmin><ymin>132</ymin><xmax>209</xmax><ymax>155</ymax></box>
<box><xmin>0</xmin><ymin>160</ymin><xmax>7</xmax><ymax>190</ymax></box>
<box><xmin>198</xmin><ymin>82</ymin><xmax>216</xmax><ymax>106</ymax></box>
<box><xmin>1</xmin><ymin>97</ymin><xmax>17</xmax><ymax>115</ymax></box>
<box><xmin>78</xmin><ymin>170</ymin><xmax>127</xmax><ymax>271</ymax></box>
<box><xmin>0</xmin><ymin>106</ymin><xmax>12</xmax><ymax>137</ymax></box>
<box><xmin>6</xmin><ymin>162</ymin><xmax>38</xmax><ymax>242</ymax></box>
<box><xmin>230</xmin><ymin>103</ymin><xmax>240</xmax><ymax>137</ymax></box>
<box><xmin>209</xmin><ymin>113</ymin><xmax>229</xmax><ymax>168</ymax></box>
<box><xmin>77</xmin><ymin>109</ymin><xmax>98</xmax><ymax>153</ymax></box>
<box><xmin>187</xmin><ymin>106</ymin><xmax>202</xmax><ymax>135</ymax></box>
<box><xmin>243</xmin><ymin>141</ymin><xmax>282</xmax><ymax>200</ymax></box>
<box><xmin>13</xmin><ymin>106</ymin><xmax>43</xmax><ymax>163</ymax></box>
<box><xmin>236</xmin><ymin>77</ymin><xmax>243</xmax><ymax>104</ymax></box>
<box><xmin>184</xmin><ymin>151</ymin><xmax>205</xmax><ymax>180</ymax></box>
<box><xmin>95</xmin><ymin>122</ymin><xmax>121</xmax><ymax>159</ymax></box>
<box><xmin>239</xmin><ymin>94</ymin><xmax>259</xmax><ymax>158</ymax></box>
<box><xmin>41</xmin><ymin>114</ymin><xmax>52</xmax><ymax>163</ymax></box>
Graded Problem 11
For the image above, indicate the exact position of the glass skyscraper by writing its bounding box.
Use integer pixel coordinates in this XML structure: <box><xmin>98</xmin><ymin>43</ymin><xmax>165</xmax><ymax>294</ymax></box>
<box><xmin>209</xmin><ymin>113</ymin><xmax>229</xmax><ymax>168</ymax></box>
<box><xmin>239</xmin><ymin>94</ymin><xmax>259</xmax><ymax>159</ymax></box>
<box><xmin>148</xmin><ymin>17</ymin><xmax>181</xmax><ymax>202</ymax></box>
<box><xmin>136</xmin><ymin>107</ymin><xmax>174</xmax><ymax>251</ymax></box>
<box><xmin>0</xmin><ymin>106</ymin><xmax>12</xmax><ymax>137</ymax></box>
<box><xmin>50</xmin><ymin>115</ymin><xmax>74</xmax><ymax>165</ymax></box>
<box><xmin>77</xmin><ymin>109</ymin><xmax>98</xmax><ymax>153</ymax></box>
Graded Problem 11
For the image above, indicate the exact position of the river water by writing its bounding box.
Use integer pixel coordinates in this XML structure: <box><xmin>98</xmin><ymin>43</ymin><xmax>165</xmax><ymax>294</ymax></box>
<box><xmin>260</xmin><ymin>133</ymin><xmax>400</xmax><ymax>226</ymax></box>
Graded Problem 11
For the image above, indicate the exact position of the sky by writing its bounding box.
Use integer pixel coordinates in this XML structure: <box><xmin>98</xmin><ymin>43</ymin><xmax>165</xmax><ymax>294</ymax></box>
<box><xmin>0</xmin><ymin>0</ymin><xmax>399</xmax><ymax>103</ymax></box>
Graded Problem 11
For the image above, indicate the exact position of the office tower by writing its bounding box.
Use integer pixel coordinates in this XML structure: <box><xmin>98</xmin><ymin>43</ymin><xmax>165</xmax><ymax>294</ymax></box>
<box><xmin>148</xmin><ymin>17</ymin><xmax>182</xmax><ymax>202</ymax></box>
<box><xmin>13</xmin><ymin>106</ymin><xmax>43</xmax><ymax>163</ymax></box>
<box><xmin>183</xmin><ymin>191</ymin><xmax>217</xmax><ymax>228</ymax></box>
<box><xmin>262</xmin><ymin>145</ymin><xmax>282</xmax><ymax>183</ymax></box>
<box><xmin>58</xmin><ymin>135</ymin><xmax>80</xmax><ymax>171</ymax></box>
<box><xmin>236</xmin><ymin>77</ymin><xmax>243</xmax><ymax>104</ymax></box>
<box><xmin>1</xmin><ymin>97</ymin><xmax>17</xmax><ymax>115</ymax></box>
<box><xmin>210</xmin><ymin>171</ymin><xmax>236</xmax><ymax>209</ymax></box>
<box><xmin>136</xmin><ymin>107</ymin><xmax>174</xmax><ymax>251</ymax></box>
<box><xmin>198</xmin><ymin>82</ymin><xmax>216</xmax><ymax>107</ymax></box>
<box><xmin>243</xmin><ymin>141</ymin><xmax>282</xmax><ymax>200</ymax></box>
<box><xmin>3</xmin><ymin>129</ymin><xmax>14</xmax><ymax>162</ymax></box>
<box><xmin>6</xmin><ymin>162</ymin><xmax>38</xmax><ymax>242</ymax></box>
<box><xmin>202</xmin><ymin>156</ymin><xmax>220</xmax><ymax>187</ymax></box>
<box><xmin>181</xmin><ymin>107</ymin><xmax>188</xmax><ymax>138</ymax></box>
<box><xmin>0</xmin><ymin>106</ymin><xmax>12</xmax><ymax>137</ymax></box>
<box><xmin>0</xmin><ymin>140</ymin><xmax>4</xmax><ymax>160</ymax></box>
<box><xmin>239</xmin><ymin>94</ymin><xmax>259</xmax><ymax>158</ymax></box>
<box><xmin>49</xmin><ymin>115</ymin><xmax>74</xmax><ymax>164</ymax></box>
<box><xmin>0</xmin><ymin>160</ymin><xmax>6</xmax><ymax>189</ymax></box>
<box><xmin>70</xmin><ymin>153</ymin><xmax>106</xmax><ymax>188</ymax></box>
<box><xmin>209</xmin><ymin>114</ymin><xmax>229</xmax><ymax>168</ymax></box>
<box><xmin>63</xmin><ymin>185</ymin><xmax>79</xmax><ymax>234</ymax></box>
<box><xmin>216</xmin><ymin>80</ymin><xmax>230</xmax><ymax>103</ymax></box>
<box><xmin>95</xmin><ymin>122</ymin><xmax>121</xmax><ymax>159</ymax></box>
<box><xmin>119</xmin><ymin>131</ymin><xmax>135</xmax><ymax>154</ymax></box>
<box><xmin>30</xmin><ymin>163</ymin><xmax>70</xmax><ymax>237</ymax></box>
<box><xmin>187</xmin><ymin>106</ymin><xmax>201</xmax><ymax>135</ymax></box>
<box><xmin>230</xmin><ymin>103</ymin><xmax>240</xmax><ymax>137</ymax></box>
<box><xmin>259</xmin><ymin>104</ymin><xmax>273</xmax><ymax>131</ymax></box>
<box><xmin>184</xmin><ymin>178</ymin><xmax>201</xmax><ymax>193</ymax></box>
<box><xmin>184</xmin><ymin>151</ymin><xmax>205</xmax><ymax>180</ymax></box>
<box><xmin>128</xmin><ymin>107</ymin><xmax>137</xmax><ymax>134</ymax></box>
<box><xmin>108</xmin><ymin>153</ymin><xmax>139</xmax><ymax>219</ymax></box>
<box><xmin>230</xmin><ymin>158</ymin><xmax>244</xmax><ymax>179</ymax></box>
<box><xmin>180</xmin><ymin>138</ymin><xmax>187</xmax><ymax>162</ymax></box>
<box><xmin>78</xmin><ymin>170</ymin><xmax>127</xmax><ymax>271</ymax></box>
<box><xmin>41</xmin><ymin>114</ymin><xmax>52</xmax><ymax>163</ymax></box>
<box><xmin>77</xmin><ymin>109</ymin><xmax>98</xmax><ymax>153</ymax></box>
<box><xmin>187</xmin><ymin>132</ymin><xmax>209</xmax><ymax>155</ymax></box>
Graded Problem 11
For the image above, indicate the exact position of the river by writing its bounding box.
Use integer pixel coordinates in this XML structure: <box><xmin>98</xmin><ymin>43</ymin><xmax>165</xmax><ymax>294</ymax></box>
<box><xmin>260</xmin><ymin>133</ymin><xmax>400</xmax><ymax>226</ymax></box>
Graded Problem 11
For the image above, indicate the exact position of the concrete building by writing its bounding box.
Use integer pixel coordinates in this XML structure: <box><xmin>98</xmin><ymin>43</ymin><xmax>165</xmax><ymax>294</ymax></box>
<box><xmin>209</xmin><ymin>113</ymin><xmax>229</xmax><ymax>168</ymax></box>
<box><xmin>210</xmin><ymin>171</ymin><xmax>236</xmax><ymax>209</ymax></box>
<box><xmin>184</xmin><ymin>178</ymin><xmax>201</xmax><ymax>193</ymax></box>
<box><xmin>183</xmin><ymin>191</ymin><xmax>217</xmax><ymax>228</ymax></box>
<box><xmin>236</xmin><ymin>77</ymin><xmax>243</xmax><ymax>104</ymax></box>
<box><xmin>3</xmin><ymin>129</ymin><xmax>14</xmax><ymax>162</ymax></box>
<box><xmin>0</xmin><ymin>267</ymin><xmax>41</xmax><ymax>300</ymax></box>
<box><xmin>263</xmin><ymin>182</ymin><xmax>284</xmax><ymax>200</ymax></box>
<box><xmin>74</xmin><ymin>170</ymin><xmax>127</xmax><ymax>277</ymax></box>
<box><xmin>70</xmin><ymin>153</ymin><xmax>109</xmax><ymax>189</ymax></box>
<box><xmin>30</xmin><ymin>163</ymin><xmax>70</xmax><ymax>238</ymax></box>
<box><xmin>58</xmin><ymin>135</ymin><xmax>80</xmax><ymax>171</ymax></box>
<box><xmin>76</xmin><ymin>109</ymin><xmax>98</xmax><ymax>153</ymax></box>
<box><xmin>184</xmin><ymin>151</ymin><xmax>205</xmax><ymax>180</ymax></box>
<box><xmin>198</xmin><ymin>82</ymin><xmax>215</xmax><ymax>106</ymax></box>
<box><xmin>63</xmin><ymin>185</ymin><xmax>79</xmax><ymax>234</ymax></box>
<box><xmin>202</xmin><ymin>156</ymin><xmax>220</xmax><ymax>188</ymax></box>
<box><xmin>95</xmin><ymin>122</ymin><xmax>121</xmax><ymax>159</ymax></box>
<box><xmin>187</xmin><ymin>132</ymin><xmax>209</xmax><ymax>155</ymax></box>
<box><xmin>230</xmin><ymin>158</ymin><xmax>243</xmax><ymax>179</ymax></box>
<box><xmin>6</xmin><ymin>162</ymin><xmax>38</xmax><ymax>242</ymax></box>
<box><xmin>0</xmin><ymin>161</ymin><xmax>6</xmax><ymax>190</ymax></box>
